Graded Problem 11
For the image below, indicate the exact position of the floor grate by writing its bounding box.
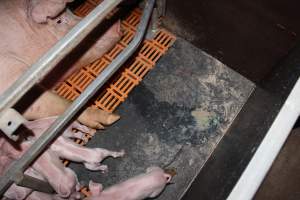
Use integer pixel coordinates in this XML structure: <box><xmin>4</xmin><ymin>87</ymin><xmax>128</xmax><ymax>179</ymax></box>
<box><xmin>55</xmin><ymin>9</ymin><xmax>175</xmax><ymax>114</ymax></box>
<box><xmin>54</xmin><ymin>1</ymin><xmax>176</xmax><ymax>195</ymax></box>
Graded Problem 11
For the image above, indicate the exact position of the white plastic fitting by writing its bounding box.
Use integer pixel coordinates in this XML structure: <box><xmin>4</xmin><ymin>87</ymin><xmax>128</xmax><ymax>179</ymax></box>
<box><xmin>227</xmin><ymin>78</ymin><xmax>300</xmax><ymax>200</ymax></box>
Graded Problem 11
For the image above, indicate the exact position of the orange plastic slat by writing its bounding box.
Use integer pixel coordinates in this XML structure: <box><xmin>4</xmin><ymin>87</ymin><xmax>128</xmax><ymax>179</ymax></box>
<box><xmin>57</xmin><ymin>2</ymin><xmax>176</xmax><ymax>185</ymax></box>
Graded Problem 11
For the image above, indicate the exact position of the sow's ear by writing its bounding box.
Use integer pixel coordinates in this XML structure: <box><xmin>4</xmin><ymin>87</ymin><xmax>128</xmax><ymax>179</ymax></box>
<box><xmin>29</xmin><ymin>0</ymin><xmax>75</xmax><ymax>24</ymax></box>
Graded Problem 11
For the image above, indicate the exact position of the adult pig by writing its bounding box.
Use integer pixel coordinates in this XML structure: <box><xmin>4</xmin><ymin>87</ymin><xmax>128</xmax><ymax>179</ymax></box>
<box><xmin>28</xmin><ymin>0</ymin><xmax>75</xmax><ymax>24</ymax></box>
<box><xmin>0</xmin><ymin>0</ymin><xmax>122</xmax><ymax>129</ymax></box>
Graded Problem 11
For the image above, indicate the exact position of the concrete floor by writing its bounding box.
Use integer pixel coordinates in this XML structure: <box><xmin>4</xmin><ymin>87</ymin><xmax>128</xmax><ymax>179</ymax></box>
<box><xmin>162</xmin><ymin>0</ymin><xmax>300</xmax><ymax>199</ymax></box>
<box><xmin>70</xmin><ymin>37</ymin><xmax>254</xmax><ymax>200</ymax></box>
<box><xmin>69</xmin><ymin>1</ymin><xmax>300</xmax><ymax>199</ymax></box>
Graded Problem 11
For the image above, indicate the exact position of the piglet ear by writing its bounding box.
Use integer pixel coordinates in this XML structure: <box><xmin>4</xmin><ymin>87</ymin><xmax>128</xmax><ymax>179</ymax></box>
<box><xmin>164</xmin><ymin>174</ymin><xmax>172</xmax><ymax>183</ymax></box>
<box><xmin>89</xmin><ymin>180</ymin><xmax>103</xmax><ymax>196</ymax></box>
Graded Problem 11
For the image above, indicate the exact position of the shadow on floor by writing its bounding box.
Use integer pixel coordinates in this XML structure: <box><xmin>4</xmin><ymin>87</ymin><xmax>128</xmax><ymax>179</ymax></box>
<box><xmin>163</xmin><ymin>0</ymin><xmax>300</xmax><ymax>83</ymax></box>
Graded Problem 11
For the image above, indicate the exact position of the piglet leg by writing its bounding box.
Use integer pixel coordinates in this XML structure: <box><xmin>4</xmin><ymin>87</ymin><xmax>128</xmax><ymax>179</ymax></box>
<box><xmin>26</xmin><ymin>191</ymin><xmax>81</xmax><ymax>200</ymax></box>
<box><xmin>4</xmin><ymin>183</ymin><xmax>32</xmax><ymax>200</ymax></box>
<box><xmin>31</xmin><ymin>149</ymin><xmax>79</xmax><ymax>198</ymax></box>
<box><xmin>2</xmin><ymin>162</ymin><xmax>78</xmax><ymax>200</ymax></box>
<box><xmin>4</xmin><ymin>168</ymin><xmax>44</xmax><ymax>200</ymax></box>
<box><xmin>24</xmin><ymin>118</ymin><xmax>124</xmax><ymax>172</ymax></box>
<box><xmin>51</xmin><ymin>137</ymin><xmax>125</xmax><ymax>171</ymax></box>
<box><xmin>26</xmin><ymin>192</ymin><xmax>62</xmax><ymax>200</ymax></box>
<box><xmin>25</xmin><ymin>117</ymin><xmax>96</xmax><ymax>142</ymax></box>
<box><xmin>10</xmin><ymin>140</ymin><xmax>80</xmax><ymax>198</ymax></box>
<box><xmin>0</xmin><ymin>136</ymin><xmax>79</xmax><ymax>199</ymax></box>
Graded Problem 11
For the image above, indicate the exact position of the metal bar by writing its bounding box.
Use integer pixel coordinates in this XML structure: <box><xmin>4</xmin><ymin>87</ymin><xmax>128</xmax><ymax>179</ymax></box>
<box><xmin>0</xmin><ymin>108</ymin><xmax>26</xmax><ymax>141</ymax></box>
<box><xmin>157</xmin><ymin>0</ymin><xmax>166</xmax><ymax>17</ymax></box>
<box><xmin>14</xmin><ymin>172</ymin><xmax>54</xmax><ymax>194</ymax></box>
<box><xmin>227</xmin><ymin>78</ymin><xmax>300</xmax><ymax>200</ymax></box>
<box><xmin>0</xmin><ymin>0</ymin><xmax>122</xmax><ymax>114</ymax></box>
<box><xmin>0</xmin><ymin>0</ymin><xmax>155</xmax><ymax>196</ymax></box>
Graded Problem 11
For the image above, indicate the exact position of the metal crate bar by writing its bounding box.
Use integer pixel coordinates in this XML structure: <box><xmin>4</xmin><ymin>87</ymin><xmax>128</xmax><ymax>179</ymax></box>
<box><xmin>0</xmin><ymin>0</ymin><xmax>155</xmax><ymax>196</ymax></box>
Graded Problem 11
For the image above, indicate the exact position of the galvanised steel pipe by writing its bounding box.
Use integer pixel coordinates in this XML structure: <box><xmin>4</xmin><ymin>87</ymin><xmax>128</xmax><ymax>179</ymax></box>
<box><xmin>0</xmin><ymin>0</ymin><xmax>122</xmax><ymax>114</ymax></box>
<box><xmin>0</xmin><ymin>0</ymin><xmax>155</xmax><ymax>196</ymax></box>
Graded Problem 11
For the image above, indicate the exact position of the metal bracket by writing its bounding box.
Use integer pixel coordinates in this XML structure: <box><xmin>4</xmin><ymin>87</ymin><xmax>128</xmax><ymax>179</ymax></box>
<box><xmin>0</xmin><ymin>108</ymin><xmax>26</xmax><ymax>141</ymax></box>
<box><xmin>156</xmin><ymin>0</ymin><xmax>166</xmax><ymax>17</ymax></box>
<box><xmin>14</xmin><ymin>171</ymin><xmax>55</xmax><ymax>194</ymax></box>
<box><xmin>146</xmin><ymin>0</ymin><xmax>166</xmax><ymax>39</ymax></box>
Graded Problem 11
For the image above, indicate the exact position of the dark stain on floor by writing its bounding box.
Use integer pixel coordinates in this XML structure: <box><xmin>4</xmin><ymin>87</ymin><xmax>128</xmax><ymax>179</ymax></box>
<box><xmin>70</xmin><ymin>38</ymin><xmax>253</xmax><ymax>199</ymax></box>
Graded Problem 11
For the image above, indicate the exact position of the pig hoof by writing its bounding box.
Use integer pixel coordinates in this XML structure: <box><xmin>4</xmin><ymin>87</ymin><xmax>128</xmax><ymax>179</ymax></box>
<box><xmin>82</xmin><ymin>137</ymin><xmax>89</xmax><ymax>143</ymax></box>
<box><xmin>72</xmin><ymin>121</ymin><xmax>96</xmax><ymax>136</ymax></box>
<box><xmin>84</xmin><ymin>163</ymin><xmax>108</xmax><ymax>172</ymax></box>
<box><xmin>89</xmin><ymin>129</ymin><xmax>97</xmax><ymax>137</ymax></box>
<box><xmin>100</xmin><ymin>165</ymin><xmax>108</xmax><ymax>173</ymax></box>
<box><xmin>113</xmin><ymin>149</ymin><xmax>125</xmax><ymax>158</ymax></box>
